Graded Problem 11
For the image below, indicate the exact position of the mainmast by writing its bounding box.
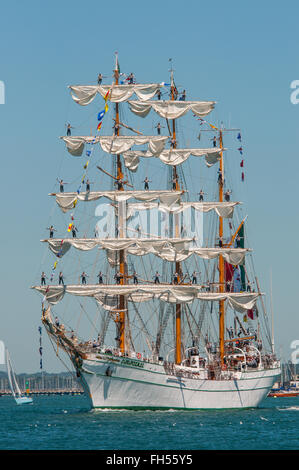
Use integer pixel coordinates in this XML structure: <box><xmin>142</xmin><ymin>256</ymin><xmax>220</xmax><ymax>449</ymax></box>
<box><xmin>218</xmin><ymin>128</ymin><xmax>225</xmax><ymax>364</ymax></box>
<box><xmin>170</xmin><ymin>61</ymin><xmax>182</xmax><ymax>365</ymax></box>
<box><xmin>114</xmin><ymin>52</ymin><xmax>126</xmax><ymax>354</ymax></box>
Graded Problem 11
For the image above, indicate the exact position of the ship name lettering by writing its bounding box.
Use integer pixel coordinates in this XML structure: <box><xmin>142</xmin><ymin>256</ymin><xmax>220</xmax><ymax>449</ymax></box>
<box><xmin>121</xmin><ymin>358</ymin><xmax>144</xmax><ymax>368</ymax></box>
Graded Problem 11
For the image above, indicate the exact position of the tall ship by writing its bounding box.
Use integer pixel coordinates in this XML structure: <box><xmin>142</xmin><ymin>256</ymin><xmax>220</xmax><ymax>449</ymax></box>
<box><xmin>32</xmin><ymin>54</ymin><xmax>280</xmax><ymax>409</ymax></box>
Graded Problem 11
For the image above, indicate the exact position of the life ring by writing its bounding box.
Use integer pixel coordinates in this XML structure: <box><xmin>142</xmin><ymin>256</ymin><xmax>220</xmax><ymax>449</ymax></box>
<box><xmin>137</xmin><ymin>353</ymin><xmax>142</xmax><ymax>359</ymax></box>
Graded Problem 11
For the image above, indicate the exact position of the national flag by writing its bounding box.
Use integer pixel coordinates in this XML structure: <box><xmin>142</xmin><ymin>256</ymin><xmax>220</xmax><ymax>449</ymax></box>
<box><xmin>233</xmin><ymin>266</ymin><xmax>241</xmax><ymax>292</ymax></box>
<box><xmin>248</xmin><ymin>307</ymin><xmax>258</xmax><ymax>320</ymax></box>
<box><xmin>224</xmin><ymin>260</ymin><xmax>234</xmax><ymax>292</ymax></box>
<box><xmin>235</xmin><ymin>224</ymin><xmax>246</xmax><ymax>290</ymax></box>
<box><xmin>225</xmin><ymin>261</ymin><xmax>234</xmax><ymax>283</ymax></box>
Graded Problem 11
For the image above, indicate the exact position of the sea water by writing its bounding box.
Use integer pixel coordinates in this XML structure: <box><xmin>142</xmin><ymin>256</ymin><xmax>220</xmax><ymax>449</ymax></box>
<box><xmin>0</xmin><ymin>394</ymin><xmax>298</xmax><ymax>450</ymax></box>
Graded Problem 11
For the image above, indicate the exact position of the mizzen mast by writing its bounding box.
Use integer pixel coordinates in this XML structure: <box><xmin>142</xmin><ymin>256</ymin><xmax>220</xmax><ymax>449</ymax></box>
<box><xmin>217</xmin><ymin>126</ymin><xmax>241</xmax><ymax>364</ymax></box>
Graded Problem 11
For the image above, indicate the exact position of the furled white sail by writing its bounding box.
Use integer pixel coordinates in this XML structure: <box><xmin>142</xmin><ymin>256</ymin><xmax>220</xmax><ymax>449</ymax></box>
<box><xmin>53</xmin><ymin>190</ymin><xmax>183</xmax><ymax>213</ymax></box>
<box><xmin>95</xmin><ymin>294</ymin><xmax>119</xmax><ymax>311</ymax></box>
<box><xmin>99</xmin><ymin>135</ymin><xmax>168</xmax><ymax>156</ymax></box>
<box><xmin>126</xmin><ymin>201</ymin><xmax>239</xmax><ymax>219</ymax></box>
<box><xmin>128</xmin><ymin>100</ymin><xmax>216</xmax><ymax>119</ymax></box>
<box><xmin>44</xmin><ymin>238</ymin><xmax>192</xmax><ymax>256</ymax></box>
<box><xmin>134</xmin><ymin>246</ymin><xmax>250</xmax><ymax>264</ymax></box>
<box><xmin>61</xmin><ymin>135</ymin><xmax>168</xmax><ymax>157</ymax></box>
<box><xmin>44</xmin><ymin>238</ymin><xmax>249</xmax><ymax>265</ymax></box>
<box><xmin>122</xmin><ymin>148</ymin><xmax>223</xmax><ymax>171</ymax></box>
<box><xmin>190</xmin><ymin>247</ymin><xmax>250</xmax><ymax>266</ymax></box>
<box><xmin>32</xmin><ymin>284</ymin><xmax>260</xmax><ymax>312</ymax></box>
<box><xmin>69</xmin><ymin>84</ymin><xmax>162</xmax><ymax>105</ymax></box>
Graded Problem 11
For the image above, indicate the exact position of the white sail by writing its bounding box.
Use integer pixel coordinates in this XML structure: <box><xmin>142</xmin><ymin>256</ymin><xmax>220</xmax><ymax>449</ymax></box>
<box><xmin>33</xmin><ymin>284</ymin><xmax>260</xmax><ymax>312</ymax></box>
<box><xmin>0</xmin><ymin>340</ymin><xmax>5</xmax><ymax>365</ymax></box>
<box><xmin>6</xmin><ymin>349</ymin><xmax>18</xmax><ymax>399</ymax></box>
<box><xmin>44</xmin><ymin>238</ymin><xmax>250</xmax><ymax>265</ymax></box>
<box><xmin>127</xmin><ymin>201</ymin><xmax>239</xmax><ymax>219</ymax></box>
<box><xmin>61</xmin><ymin>135</ymin><xmax>168</xmax><ymax>157</ymax></box>
<box><xmin>128</xmin><ymin>100</ymin><xmax>216</xmax><ymax>119</ymax></box>
<box><xmin>99</xmin><ymin>135</ymin><xmax>168</xmax><ymax>156</ymax></box>
<box><xmin>122</xmin><ymin>147</ymin><xmax>223</xmax><ymax>171</ymax></box>
<box><xmin>53</xmin><ymin>190</ymin><xmax>183</xmax><ymax>213</ymax></box>
<box><xmin>69</xmin><ymin>83</ymin><xmax>163</xmax><ymax>105</ymax></box>
<box><xmin>44</xmin><ymin>237</ymin><xmax>191</xmax><ymax>254</ymax></box>
<box><xmin>5</xmin><ymin>349</ymin><xmax>33</xmax><ymax>405</ymax></box>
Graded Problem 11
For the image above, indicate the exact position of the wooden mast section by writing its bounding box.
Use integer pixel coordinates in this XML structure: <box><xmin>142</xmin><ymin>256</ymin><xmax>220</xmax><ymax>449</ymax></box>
<box><xmin>114</xmin><ymin>53</ymin><xmax>126</xmax><ymax>354</ymax></box>
<box><xmin>170</xmin><ymin>66</ymin><xmax>182</xmax><ymax>365</ymax></box>
<box><xmin>218</xmin><ymin>129</ymin><xmax>225</xmax><ymax>364</ymax></box>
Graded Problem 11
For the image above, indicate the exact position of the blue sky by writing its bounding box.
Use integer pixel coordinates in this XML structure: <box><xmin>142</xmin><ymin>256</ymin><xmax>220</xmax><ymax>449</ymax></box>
<box><xmin>0</xmin><ymin>0</ymin><xmax>299</xmax><ymax>372</ymax></box>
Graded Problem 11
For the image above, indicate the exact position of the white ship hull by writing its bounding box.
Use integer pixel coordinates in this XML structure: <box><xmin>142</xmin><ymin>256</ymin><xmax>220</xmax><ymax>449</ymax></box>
<box><xmin>78</xmin><ymin>354</ymin><xmax>281</xmax><ymax>410</ymax></box>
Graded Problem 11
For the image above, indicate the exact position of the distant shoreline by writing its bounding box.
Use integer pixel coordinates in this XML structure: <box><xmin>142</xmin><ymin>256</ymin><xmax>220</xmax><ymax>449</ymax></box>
<box><xmin>0</xmin><ymin>371</ymin><xmax>84</xmax><ymax>395</ymax></box>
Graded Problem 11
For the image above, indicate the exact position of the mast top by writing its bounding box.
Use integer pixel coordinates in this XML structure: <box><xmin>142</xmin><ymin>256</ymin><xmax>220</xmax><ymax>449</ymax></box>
<box><xmin>169</xmin><ymin>58</ymin><xmax>175</xmax><ymax>87</ymax></box>
<box><xmin>114</xmin><ymin>51</ymin><xmax>120</xmax><ymax>81</ymax></box>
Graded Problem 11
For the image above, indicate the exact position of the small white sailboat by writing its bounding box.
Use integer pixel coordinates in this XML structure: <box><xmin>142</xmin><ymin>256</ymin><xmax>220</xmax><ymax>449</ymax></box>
<box><xmin>0</xmin><ymin>341</ymin><xmax>33</xmax><ymax>405</ymax></box>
